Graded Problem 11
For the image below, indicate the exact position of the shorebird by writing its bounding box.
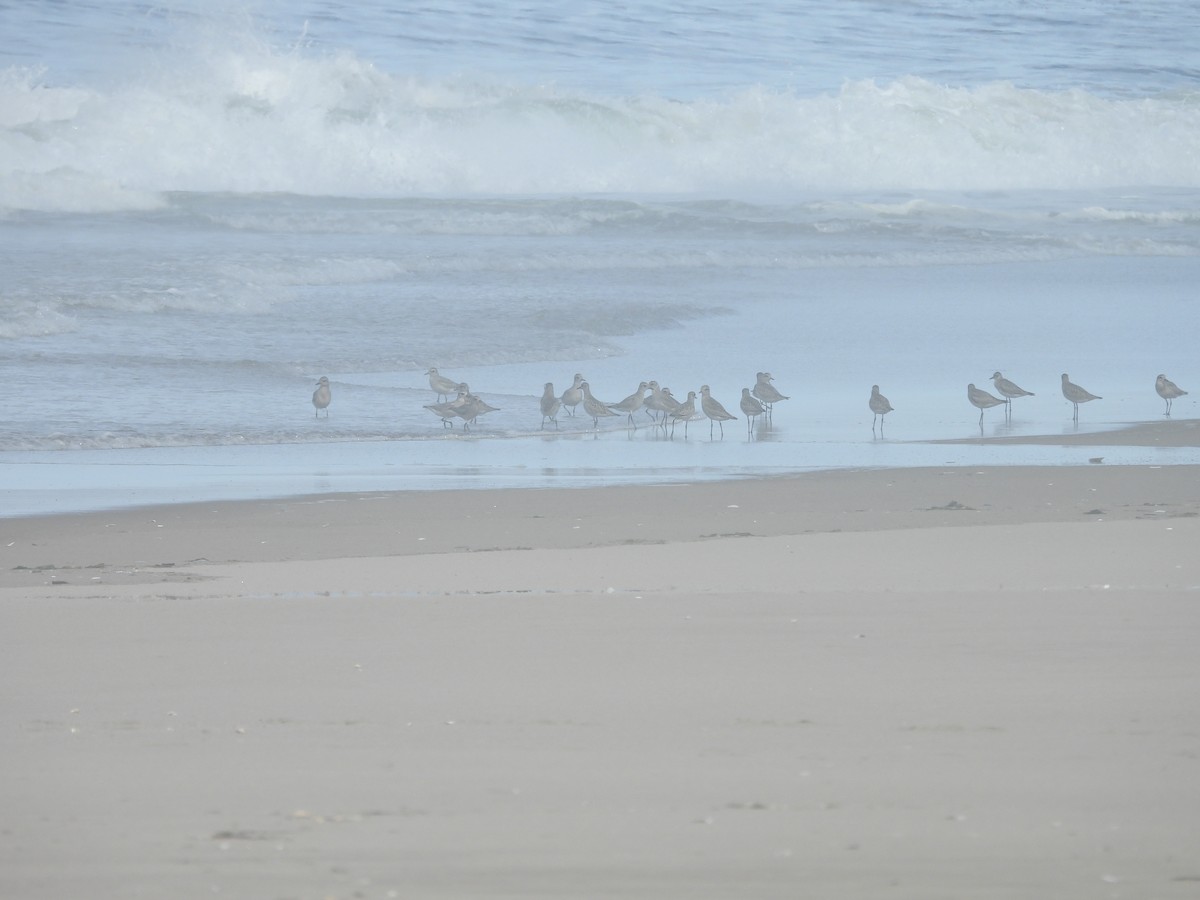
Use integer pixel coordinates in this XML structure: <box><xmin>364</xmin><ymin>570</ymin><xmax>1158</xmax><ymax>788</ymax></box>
<box><xmin>425</xmin><ymin>389</ymin><xmax>470</xmax><ymax>428</ymax></box>
<box><xmin>752</xmin><ymin>372</ymin><xmax>789</xmax><ymax>413</ymax></box>
<box><xmin>869</xmin><ymin>384</ymin><xmax>893</xmax><ymax>431</ymax></box>
<box><xmin>580</xmin><ymin>381</ymin><xmax>618</xmax><ymax>430</ymax></box>
<box><xmin>642</xmin><ymin>380</ymin><xmax>671</xmax><ymax>423</ymax></box>
<box><xmin>458</xmin><ymin>392</ymin><xmax>499</xmax><ymax>430</ymax></box>
<box><xmin>668</xmin><ymin>390</ymin><xmax>699</xmax><ymax>438</ymax></box>
<box><xmin>426</xmin><ymin>367</ymin><xmax>461</xmax><ymax>401</ymax></box>
<box><xmin>699</xmin><ymin>385</ymin><xmax>737</xmax><ymax>438</ymax></box>
<box><xmin>560</xmin><ymin>374</ymin><xmax>585</xmax><ymax>417</ymax></box>
<box><xmin>607</xmin><ymin>381</ymin><xmax>649</xmax><ymax>426</ymax></box>
<box><xmin>312</xmin><ymin>376</ymin><xmax>331</xmax><ymax>418</ymax></box>
<box><xmin>967</xmin><ymin>383</ymin><xmax>1006</xmax><ymax>424</ymax></box>
<box><xmin>1061</xmin><ymin>373</ymin><xmax>1100</xmax><ymax>422</ymax></box>
<box><xmin>1155</xmin><ymin>374</ymin><xmax>1187</xmax><ymax>416</ymax></box>
<box><xmin>990</xmin><ymin>371</ymin><xmax>1034</xmax><ymax>414</ymax></box>
<box><xmin>740</xmin><ymin>387</ymin><xmax>767</xmax><ymax>434</ymax></box>
<box><xmin>540</xmin><ymin>382</ymin><xmax>561</xmax><ymax>428</ymax></box>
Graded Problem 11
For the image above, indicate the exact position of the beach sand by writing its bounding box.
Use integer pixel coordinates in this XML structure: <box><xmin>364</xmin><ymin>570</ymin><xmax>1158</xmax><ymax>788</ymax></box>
<box><xmin>3</xmin><ymin>435</ymin><xmax>1200</xmax><ymax>897</ymax></box>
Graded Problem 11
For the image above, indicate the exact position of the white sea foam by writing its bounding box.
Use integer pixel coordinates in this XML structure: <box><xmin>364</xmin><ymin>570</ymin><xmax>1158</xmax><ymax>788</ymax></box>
<box><xmin>4</xmin><ymin>41</ymin><xmax>1200</xmax><ymax>214</ymax></box>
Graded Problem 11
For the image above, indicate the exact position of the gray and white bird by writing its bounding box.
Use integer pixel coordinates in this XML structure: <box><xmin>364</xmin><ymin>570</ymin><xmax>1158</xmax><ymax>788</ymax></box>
<box><xmin>1061</xmin><ymin>373</ymin><xmax>1101</xmax><ymax>422</ymax></box>
<box><xmin>668</xmin><ymin>390</ymin><xmax>700</xmax><ymax>438</ymax></box>
<box><xmin>967</xmin><ymin>383</ymin><xmax>1006</xmax><ymax>424</ymax></box>
<box><xmin>752</xmin><ymin>372</ymin><xmax>789</xmax><ymax>413</ymax></box>
<box><xmin>607</xmin><ymin>381</ymin><xmax>650</xmax><ymax>425</ymax></box>
<box><xmin>426</xmin><ymin>367</ymin><xmax>462</xmax><ymax>401</ymax></box>
<box><xmin>560</xmin><ymin>373</ymin><xmax>585</xmax><ymax>417</ymax></box>
<box><xmin>740</xmin><ymin>388</ymin><xmax>767</xmax><ymax>434</ymax></box>
<box><xmin>425</xmin><ymin>388</ymin><xmax>470</xmax><ymax>428</ymax></box>
<box><xmin>869</xmin><ymin>384</ymin><xmax>893</xmax><ymax>430</ymax></box>
<box><xmin>990</xmin><ymin>371</ymin><xmax>1034</xmax><ymax>411</ymax></box>
<box><xmin>312</xmin><ymin>376</ymin><xmax>331</xmax><ymax>418</ymax></box>
<box><xmin>1155</xmin><ymin>374</ymin><xmax>1187</xmax><ymax>416</ymax></box>
<box><xmin>642</xmin><ymin>380</ymin><xmax>671</xmax><ymax>423</ymax></box>
<box><xmin>699</xmin><ymin>385</ymin><xmax>737</xmax><ymax>438</ymax></box>
<box><xmin>540</xmin><ymin>382</ymin><xmax>562</xmax><ymax>428</ymax></box>
<box><xmin>580</xmin><ymin>381</ymin><xmax>618</xmax><ymax>430</ymax></box>
<box><xmin>458</xmin><ymin>392</ymin><xmax>499</xmax><ymax>430</ymax></box>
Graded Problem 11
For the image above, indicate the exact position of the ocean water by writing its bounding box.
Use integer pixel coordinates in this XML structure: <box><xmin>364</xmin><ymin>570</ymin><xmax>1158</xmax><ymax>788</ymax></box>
<box><xmin>2</xmin><ymin>1</ymin><xmax>1199</xmax><ymax>515</ymax></box>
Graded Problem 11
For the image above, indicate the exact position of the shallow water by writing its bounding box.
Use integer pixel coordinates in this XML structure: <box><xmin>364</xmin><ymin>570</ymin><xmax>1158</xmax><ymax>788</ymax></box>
<box><xmin>2</xmin><ymin>2</ymin><xmax>1198</xmax><ymax>515</ymax></box>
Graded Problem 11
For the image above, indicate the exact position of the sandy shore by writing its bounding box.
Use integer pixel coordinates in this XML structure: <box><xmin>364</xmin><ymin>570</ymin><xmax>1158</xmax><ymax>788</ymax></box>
<box><xmin>3</xmin><ymin>461</ymin><xmax>1200</xmax><ymax>899</ymax></box>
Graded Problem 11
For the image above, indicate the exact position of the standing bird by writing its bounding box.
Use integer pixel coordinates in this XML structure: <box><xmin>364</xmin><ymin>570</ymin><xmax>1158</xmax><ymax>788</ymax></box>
<box><xmin>426</xmin><ymin>367</ymin><xmax>461</xmax><ymax>402</ymax></box>
<box><xmin>1155</xmin><ymin>374</ymin><xmax>1187</xmax><ymax>416</ymax></box>
<box><xmin>540</xmin><ymin>382</ymin><xmax>561</xmax><ymax>428</ymax></box>
<box><xmin>560</xmin><ymin>374</ymin><xmax>585</xmax><ymax>417</ymax></box>
<box><xmin>642</xmin><ymin>380</ymin><xmax>671</xmax><ymax>423</ymax></box>
<box><xmin>869</xmin><ymin>384</ymin><xmax>893</xmax><ymax>431</ymax></box>
<box><xmin>967</xmin><ymin>383</ymin><xmax>1006</xmax><ymax>425</ymax></box>
<box><xmin>990</xmin><ymin>371</ymin><xmax>1034</xmax><ymax>416</ymax></box>
<box><xmin>668</xmin><ymin>390</ymin><xmax>699</xmax><ymax>438</ymax></box>
<box><xmin>580</xmin><ymin>381</ymin><xmax>618</xmax><ymax>430</ymax></box>
<box><xmin>312</xmin><ymin>376</ymin><xmax>331</xmax><ymax>418</ymax></box>
<box><xmin>699</xmin><ymin>385</ymin><xmax>737</xmax><ymax>438</ymax></box>
<box><xmin>752</xmin><ymin>372</ymin><xmax>789</xmax><ymax>414</ymax></box>
<box><xmin>740</xmin><ymin>387</ymin><xmax>767</xmax><ymax>434</ymax></box>
<box><xmin>425</xmin><ymin>389</ymin><xmax>469</xmax><ymax>428</ymax></box>
<box><xmin>607</xmin><ymin>381</ymin><xmax>650</xmax><ymax>426</ymax></box>
<box><xmin>458</xmin><ymin>392</ymin><xmax>499</xmax><ymax>430</ymax></box>
<box><xmin>1061</xmin><ymin>373</ymin><xmax>1101</xmax><ymax>422</ymax></box>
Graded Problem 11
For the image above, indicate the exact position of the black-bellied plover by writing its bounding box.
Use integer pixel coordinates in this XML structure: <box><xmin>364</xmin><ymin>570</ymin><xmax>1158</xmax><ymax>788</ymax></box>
<box><xmin>426</xmin><ymin>367</ymin><xmax>461</xmax><ymax>401</ymax></box>
<box><xmin>990</xmin><ymin>371</ymin><xmax>1034</xmax><ymax>415</ymax></box>
<box><xmin>967</xmin><ymin>383</ymin><xmax>1006</xmax><ymax>424</ymax></box>
<box><xmin>869</xmin><ymin>384</ymin><xmax>893</xmax><ymax>431</ymax></box>
<box><xmin>752</xmin><ymin>372</ymin><xmax>789</xmax><ymax>413</ymax></box>
<box><xmin>668</xmin><ymin>390</ymin><xmax>699</xmax><ymax>438</ymax></box>
<box><xmin>1155</xmin><ymin>374</ymin><xmax>1187</xmax><ymax>416</ymax></box>
<box><xmin>312</xmin><ymin>376</ymin><xmax>331</xmax><ymax>418</ymax></box>
<box><xmin>699</xmin><ymin>385</ymin><xmax>737</xmax><ymax>438</ymax></box>
<box><xmin>740</xmin><ymin>388</ymin><xmax>767</xmax><ymax>434</ymax></box>
<box><xmin>560</xmin><ymin>374</ymin><xmax>585</xmax><ymax>417</ymax></box>
<box><xmin>580</xmin><ymin>381</ymin><xmax>618</xmax><ymax>430</ymax></box>
<box><xmin>540</xmin><ymin>382</ymin><xmax>561</xmax><ymax>428</ymax></box>
<box><xmin>607</xmin><ymin>381</ymin><xmax>650</xmax><ymax>426</ymax></box>
<box><xmin>1061</xmin><ymin>373</ymin><xmax>1100</xmax><ymax>422</ymax></box>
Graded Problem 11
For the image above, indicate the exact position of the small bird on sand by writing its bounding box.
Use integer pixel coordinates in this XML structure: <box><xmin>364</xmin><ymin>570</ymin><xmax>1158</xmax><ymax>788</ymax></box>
<box><xmin>312</xmin><ymin>376</ymin><xmax>331</xmax><ymax>418</ymax></box>
<box><xmin>1155</xmin><ymin>374</ymin><xmax>1187</xmax><ymax>416</ymax></box>
<box><xmin>869</xmin><ymin>384</ymin><xmax>893</xmax><ymax>431</ymax></box>
<box><xmin>967</xmin><ymin>383</ymin><xmax>1006</xmax><ymax>424</ymax></box>
<box><xmin>1061</xmin><ymin>373</ymin><xmax>1101</xmax><ymax>422</ymax></box>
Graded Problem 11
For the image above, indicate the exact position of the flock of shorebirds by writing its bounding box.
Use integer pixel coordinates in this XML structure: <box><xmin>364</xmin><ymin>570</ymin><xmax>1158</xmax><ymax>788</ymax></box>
<box><xmin>310</xmin><ymin>369</ymin><xmax>1190</xmax><ymax>436</ymax></box>
<box><xmin>966</xmin><ymin>371</ymin><xmax>1189</xmax><ymax>426</ymax></box>
<box><xmin>419</xmin><ymin>368</ymin><xmax>790</xmax><ymax>437</ymax></box>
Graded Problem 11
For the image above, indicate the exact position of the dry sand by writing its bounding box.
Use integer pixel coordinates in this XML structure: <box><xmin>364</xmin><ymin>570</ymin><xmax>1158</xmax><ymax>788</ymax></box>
<box><xmin>3</xmin><ymin>454</ymin><xmax>1200</xmax><ymax>898</ymax></box>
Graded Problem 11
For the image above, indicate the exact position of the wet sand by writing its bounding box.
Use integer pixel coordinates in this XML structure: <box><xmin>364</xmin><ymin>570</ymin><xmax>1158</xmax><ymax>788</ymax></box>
<box><xmin>2</xmin><ymin>449</ymin><xmax>1199</xmax><ymax>898</ymax></box>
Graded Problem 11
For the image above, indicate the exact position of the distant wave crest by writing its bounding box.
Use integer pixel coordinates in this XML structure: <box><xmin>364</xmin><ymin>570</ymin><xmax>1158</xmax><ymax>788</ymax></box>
<box><xmin>3</xmin><ymin>45</ymin><xmax>1200</xmax><ymax>211</ymax></box>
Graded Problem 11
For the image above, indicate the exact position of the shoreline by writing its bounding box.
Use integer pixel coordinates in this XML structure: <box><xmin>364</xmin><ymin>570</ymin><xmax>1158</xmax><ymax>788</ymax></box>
<box><xmin>1</xmin><ymin>417</ymin><xmax>1197</xmax><ymax>523</ymax></box>
<box><xmin>4</xmin><ymin>461</ymin><xmax>1198</xmax><ymax>587</ymax></box>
